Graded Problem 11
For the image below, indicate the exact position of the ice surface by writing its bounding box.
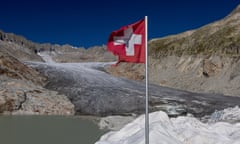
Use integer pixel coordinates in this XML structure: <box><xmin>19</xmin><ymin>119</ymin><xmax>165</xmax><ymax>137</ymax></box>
<box><xmin>206</xmin><ymin>106</ymin><xmax>240</xmax><ymax>123</ymax></box>
<box><xmin>96</xmin><ymin>108</ymin><xmax>240</xmax><ymax>144</ymax></box>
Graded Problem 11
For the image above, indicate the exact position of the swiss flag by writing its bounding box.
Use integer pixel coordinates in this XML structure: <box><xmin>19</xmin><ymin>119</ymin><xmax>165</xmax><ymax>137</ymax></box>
<box><xmin>107</xmin><ymin>19</ymin><xmax>145</xmax><ymax>64</ymax></box>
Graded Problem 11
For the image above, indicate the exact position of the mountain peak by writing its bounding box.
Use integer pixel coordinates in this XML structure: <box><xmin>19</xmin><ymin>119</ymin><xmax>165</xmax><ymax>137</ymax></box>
<box><xmin>227</xmin><ymin>4</ymin><xmax>240</xmax><ymax>18</ymax></box>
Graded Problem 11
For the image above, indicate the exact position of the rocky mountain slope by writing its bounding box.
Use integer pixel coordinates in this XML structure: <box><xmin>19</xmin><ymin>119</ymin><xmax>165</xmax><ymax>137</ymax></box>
<box><xmin>107</xmin><ymin>4</ymin><xmax>240</xmax><ymax>96</ymax></box>
<box><xmin>40</xmin><ymin>44</ymin><xmax>116</xmax><ymax>63</ymax></box>
<box><xmin>0</xmin><ymin>40</ymin><xmax>74</xmax><ymax>115</ymax></box>
<box><xmin>0</xmin><ymin>31</ymin><xmax>43</xmax><ymax>62</ymax></box>
<box><xmin>0</xmin><ymin>30</ymin><xmax>116</xmax><ymax>63</ymax></box>
<box><xmin>149</xmin><ymin>4</ymin><xmax>240</xmax><ymax>57</ymax></box>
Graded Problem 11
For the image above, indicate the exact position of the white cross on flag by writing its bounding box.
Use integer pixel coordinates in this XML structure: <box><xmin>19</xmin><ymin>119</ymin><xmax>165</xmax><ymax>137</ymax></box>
<box><xmin>107</xmin><ymin>19</ymin><xmax>145</xmax><ymax>64</ymax></box>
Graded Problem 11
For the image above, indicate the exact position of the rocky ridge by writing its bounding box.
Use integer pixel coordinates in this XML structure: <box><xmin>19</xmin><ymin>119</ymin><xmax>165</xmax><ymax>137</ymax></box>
<box><xmin>0</xmin><ymin>78</ymin><xmax>74</xmax><ymax>115</ymax></box>
<box><xmin>49</xmin><ymin>45</ymin><xmax>116</xmax><ymax>63</ymax></box>
<box><xmin>0</xmin><ymin>30</ymin><xmax>115</xmax><ymax>63</ymax></box>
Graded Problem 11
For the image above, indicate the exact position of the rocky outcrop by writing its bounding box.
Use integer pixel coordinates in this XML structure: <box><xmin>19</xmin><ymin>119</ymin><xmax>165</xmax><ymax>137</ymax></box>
<box><xmin>0</xmin><ymin>32</ymin><xmax>43</xmax><ymax>62</ymax></box>
<box><xmin>148</xmin><ymin>55</ymin><xmax>240</xmax><ymax>96</ymax></box>
<box><xmin>0</xmin><ymin>49</ymin><xmax>74</xmax><ymax>115</ymax></box>
<box><xmin>0</xmin><ymin>48</ymin><xmax>46</xmax><ymax>85</ymax></box>
<box><xmin>0</xmin><ymin>78</ymin><xmax>74</xmax><ymax>115</ymax></box>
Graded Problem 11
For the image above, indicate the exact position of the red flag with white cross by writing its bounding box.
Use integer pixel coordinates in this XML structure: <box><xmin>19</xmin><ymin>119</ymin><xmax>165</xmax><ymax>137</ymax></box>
<box><xmin>107</xmin><ymin>19</ymin><xmax>145</xmax><ymax>64</ymax></box>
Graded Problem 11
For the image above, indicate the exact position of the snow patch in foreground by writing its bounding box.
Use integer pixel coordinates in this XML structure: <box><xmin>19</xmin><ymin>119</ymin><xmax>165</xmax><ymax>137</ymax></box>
<box><xmin>96</xmin><ymin>108</ymin><xmax>240</xmax><ymax>144</ymax></box>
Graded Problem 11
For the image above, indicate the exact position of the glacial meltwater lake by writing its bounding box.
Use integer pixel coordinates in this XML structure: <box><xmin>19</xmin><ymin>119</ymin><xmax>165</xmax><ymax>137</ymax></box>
<box><xmin>0</xmin><ymin>115</ymin><xmax>106</xmax><ymax>144</ymax></box>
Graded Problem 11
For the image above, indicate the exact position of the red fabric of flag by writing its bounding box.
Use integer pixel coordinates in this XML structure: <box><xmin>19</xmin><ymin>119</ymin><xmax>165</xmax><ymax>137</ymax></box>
<box><xmin>107</xmin><ymin>19</ymin><xmax>145</xmax><ymax>64</ymax></box>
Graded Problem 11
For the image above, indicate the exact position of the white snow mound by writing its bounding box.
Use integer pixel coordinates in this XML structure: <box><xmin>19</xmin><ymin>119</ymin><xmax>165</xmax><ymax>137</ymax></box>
<box><xmin>96</xmin><ymin>110</ymin><xmax>240</xmax><ymax>144</ymax></box>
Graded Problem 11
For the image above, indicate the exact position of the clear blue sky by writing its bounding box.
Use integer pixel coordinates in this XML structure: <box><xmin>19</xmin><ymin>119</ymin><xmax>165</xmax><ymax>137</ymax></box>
<box><xmin>0</xmin><ymin>0</ymin><xmax>239</xmax><ymax>48</ymax></box>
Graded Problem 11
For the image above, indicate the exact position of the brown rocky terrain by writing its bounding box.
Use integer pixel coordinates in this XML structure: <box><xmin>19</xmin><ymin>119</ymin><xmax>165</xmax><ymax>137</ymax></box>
<box><xmin>0</xmin><ymin>31</ymin><xmax>43</xmax><ymax>62</ymax></box>
<box><xmin>49</xmin><ymin>45</ymin><xmax>116</xmax><ymax>63</ymax></box>
<box><xmin>0</xmin><ymin>41</ymin><xmax>74</xmax><ymax>115</ymax></box>
<box><xmin>0</xmin><ymin>78</ymin><xmax>74</xmax><ymax>115</ymax></box>
<box><xmin>105</xmin><ymin>63</ymin><xmax>145</xmax><ymax>81</ymax></box>
<box><xmin>0</xmin><ymin>48</ymin><xmax>45</xmax><ymax>85</ymax></box>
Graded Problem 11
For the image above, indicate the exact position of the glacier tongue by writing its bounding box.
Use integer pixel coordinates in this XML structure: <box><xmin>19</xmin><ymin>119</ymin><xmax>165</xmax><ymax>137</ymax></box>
<box><xmin>96</xmin><ymin>108</ymin><xmax>240</xmax><ymax>144</ymax></box>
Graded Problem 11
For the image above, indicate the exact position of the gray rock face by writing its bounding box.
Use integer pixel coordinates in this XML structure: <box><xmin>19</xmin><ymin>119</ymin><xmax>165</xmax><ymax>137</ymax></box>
<box><xmin>26</xmin><ymin>62</ymin><xmax>240</xmax><ymax>117</ymax></box>
<box><xmin>0</xmin><ymin>77</ymin><xmax>75</xmax><ymax>115</ymax></box>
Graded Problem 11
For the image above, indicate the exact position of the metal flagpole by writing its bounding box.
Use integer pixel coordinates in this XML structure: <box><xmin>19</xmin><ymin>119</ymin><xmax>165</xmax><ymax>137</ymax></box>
<box><xmin>145</xmin><ymin>16</ymin><xmax>149</xmax><ymax>144</ymax></box>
